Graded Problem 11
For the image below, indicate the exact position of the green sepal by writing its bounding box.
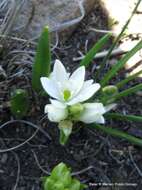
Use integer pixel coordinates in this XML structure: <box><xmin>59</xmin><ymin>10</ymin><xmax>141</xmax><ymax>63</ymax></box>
<box><xmin>58</xmin><ymin>121</ymin><xmax>73</xmax><ymax>145</ymax></box>
<box><xmin>43</xmin><ymin>178</ymin><xmax>54</xmax><ymax>190</ymax></box>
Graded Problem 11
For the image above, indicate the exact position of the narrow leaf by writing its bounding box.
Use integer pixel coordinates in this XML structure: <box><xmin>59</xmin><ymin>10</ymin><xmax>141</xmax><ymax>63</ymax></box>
<box><xmin>116</xmin><ymin>69</ymin><xmax>142</xmax><ymax>89</ymax></box>
<box><xmin>90</xmin><ymin>124</ymin><xmax>142</xmax><ymax>146</ymax></box>
<box><xmin>80</xmin><ymin>33</ymin><xmax>111</xmax><ymax>67</ymax></box>
<box><xmin>100</xmin><ymin>40</ymin><xmax>142</xmax><ymax>87</ymax></box>
<box><xmin>105</xmin><ymin>112</ymin><xmax>142</xmax><ymax>123</ymax></box>
<box><xmin>32</xmin><ymin>26</ymin><xmax>51</xmax><ymax>91</ymax></box>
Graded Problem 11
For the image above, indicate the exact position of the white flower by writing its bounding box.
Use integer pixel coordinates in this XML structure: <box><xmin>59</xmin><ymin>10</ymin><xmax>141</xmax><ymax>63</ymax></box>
<box><xmin>40</xmin><ymin>60</ymin><xmax>100</xmax><ymax>105</ymax></box>
<box><xmin>44</xmin><ymin>99</ymin><xmax>68</xmax><ymax>122</ymax></box>
<box><xmin>45</xmin><ymin>98</ymin><xmax>116</xmax><ymax>124</ymax></box>
<box><xmin>78</xmin><ymin>103</ymin><xmax>116</xmax><ymax>124</ymax></box>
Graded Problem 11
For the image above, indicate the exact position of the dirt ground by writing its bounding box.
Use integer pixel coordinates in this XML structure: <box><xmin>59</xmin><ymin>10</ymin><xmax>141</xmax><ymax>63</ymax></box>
<box><xmin>0</xmin><ymin>2</ymin><xmax>142</xmax><ymax>190</ymax></box>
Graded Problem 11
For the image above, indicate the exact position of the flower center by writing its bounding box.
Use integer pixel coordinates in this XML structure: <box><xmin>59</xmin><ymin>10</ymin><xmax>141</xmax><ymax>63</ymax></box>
<box><xmin>63</xmin><ymin>89</ymin><xmax>71</xmax><ymax>101</ymax></box>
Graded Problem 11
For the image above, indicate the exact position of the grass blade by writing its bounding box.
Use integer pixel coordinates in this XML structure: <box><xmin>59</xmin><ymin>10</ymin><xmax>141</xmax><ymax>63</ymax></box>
<box><xmin>96</xmin><ymin>0</ymin><xmax>142</xmax><ymax>78</ymax></box>
<box><xmin>116</xmin><ymin>69</ymin><xmax>142</xmax><ymax>89</ymax></box>
<box><xmin>90</xmin><ymin>124</ymin><xmax>142</xmax><ymax>147</ymax></box>
<box><xmin>80</xmin><ymin>33</ymin><xmax>111</xmax><ymax>67</ymax></box>
<box><xmin>100</xmin><ymin>40</ymin><xmax>142</xmax><ymax>87</ymax></box>
<box><xmin>32</xmin><ymin>26</ymin><xmax>51</xmax><ymax>92</ymax></box>
<box><xmin>105</xmin><ymin>113</ymin><xmax>142</xmax><ymax>123</ymax></box>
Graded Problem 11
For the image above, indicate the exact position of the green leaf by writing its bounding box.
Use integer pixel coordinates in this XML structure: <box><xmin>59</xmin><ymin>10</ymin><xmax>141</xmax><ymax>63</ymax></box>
<box><xmin>43</xmin><ymin>178</ymin><xmax>54</xmax><ymax>190</ymax></box>
<box><xmin>69</xmin><ymin>179</ymin><xmax>80</xmax><ymax>190</ymax></box>
<box><xmin>116</xmin><ymin>69</ymin><xmax>142</xmax><ymax>89</ymax></box>
<box><xmin>90</xmin><ymin>124</ymin><xmax>142</xmax><ymax>147</ymax></box>
<box><xmin>51</xmin><ymin>163</ymin><xmax>69</xmax><ymax>179</ymax></box>
<box><xmin>105</xmin><ymin>112</ymin><xmax>142</xmax><ymax>123</ymax></box>
<box><xmin>80</xmin><ymin>33</ymin><xmax>111</xmax><ymax>67</ymax></box>
<box><xmin>51</xmin><ymin>163</ymin><xmax>71</xmax><ymax>187</ymax></box>
<box><xmin>32</xmin><ymin>26</ymin><xmax>51</xmax><ymax>92</ymax></box>
<box><xmin>96</xmin><ymin>0</ymin><xmax>142</xmax><ymax>78</ymax></box>
<box><xmin>10</xmin><ymin>89</ymin><xmax>29</xmax><ymax>118</ymax></box>
<box><xmin>69</xmin><ymin>178</ymin><xmax>87</xmax><ymax>190</ymax></box>
<box><xmin>43</xmin><ymin>163</ymin><xmax>87</xmax><ymax>190</ymax></box>
<box><xmin>54</xmin><ymin>182</ymin><xmax>64</xmax><ymax>190</ymax></box>
<box><xmin>100</xmin><ymin>40</ymin><xmax>142</xmax><ymax>87</ymax></box>
<box><xmin>105</xmin><ymin>83</ymin><xmax>142</xmax><ymax>103</ymax></box>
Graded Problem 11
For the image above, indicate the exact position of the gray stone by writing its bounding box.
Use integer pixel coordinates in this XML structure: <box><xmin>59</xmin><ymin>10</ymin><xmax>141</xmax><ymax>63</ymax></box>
<box><xmin>0</xmin><ymin>153</ymin><xmax>8</xmax><ymax>164</ymax></box>
<box><xmin>14</xmin><ymin>0</ymin><xmax>96</xmax><ymax>39</ymax></box>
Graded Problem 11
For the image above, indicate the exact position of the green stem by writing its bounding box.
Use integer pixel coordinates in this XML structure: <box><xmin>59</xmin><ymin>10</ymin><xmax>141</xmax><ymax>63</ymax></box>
<box><xmin>116</xmin><ymin>69</ymin><xmax>142</xmax><ymax>89</ymax></box>
<box><xmin>105</xmin><ymin>113</ymin><xmax>142</xmax><ymax>123</ymax></box>
<box><xmin>90</xmin><ymin>124</ymin><xmax>142</xmax><ymax>147</ymax></box>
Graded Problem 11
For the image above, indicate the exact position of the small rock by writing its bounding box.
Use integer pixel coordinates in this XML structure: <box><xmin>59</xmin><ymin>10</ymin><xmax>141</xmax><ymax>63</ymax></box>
<box><xmin>0</xmin><ymin>154</ymin><xmax>8</xmax><ymax>164</ymax></box>
<box><xmin>12</xmin><ymin>0</ymin><xmax>96</xmax><ymax>39</ymax></box>
<box><xmin>0</xmin><ymin>169</ymin><xmax>4</xmax><ymax>173</ymax></box>
<box><xmin>136</xmin><ymin>91</ymin><xmax>142</xmax><ymax>96</ymax></box>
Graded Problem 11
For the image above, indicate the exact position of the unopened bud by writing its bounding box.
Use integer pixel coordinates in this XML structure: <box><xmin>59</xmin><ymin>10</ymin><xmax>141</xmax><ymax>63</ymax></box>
<box><xmin>102</xmin><ymin>85</ymin><xmax>118</xmax><ymax>97</ymax></box>
<box><xmin>69</xmin><ymin>103</ymin><xmax>84</xmax><ymax>116</ymax></box>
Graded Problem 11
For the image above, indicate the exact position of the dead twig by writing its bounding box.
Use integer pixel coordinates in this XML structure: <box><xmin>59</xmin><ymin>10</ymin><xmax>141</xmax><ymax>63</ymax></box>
<box><xmin>71</xmin><ymin>166</ymin><xmax>94</xmax><ymax>176</ymax></box>
<box><xmin>128</xmin><ymin>147</ymin><xmax>142</xmax><ymax>177</ymax></box>
<box><xmin>12</xmin><ymin>152</ymin><xmax>20</xmax><ymax>190</ymax></box>
<box><xmin>31</xmin><ymin>149</ymin><xmax>50</xmax><ymax>175</ymax></box>
<box><xmin>0</xmin><ymin>120</ymin><xmax>51</xmax><ymax>153</ymax></box>
<box><xmin>73</xmin><ymin>48</ymin><xmax>127</xmax><ymax>61</ymax></box>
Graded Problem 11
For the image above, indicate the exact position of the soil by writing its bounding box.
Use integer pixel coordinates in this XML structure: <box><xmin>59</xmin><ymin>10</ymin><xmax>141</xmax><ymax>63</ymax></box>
<box><xmin>0</xmin><ymin>2</ymin><xmax>142</xmax><ymax>190</ymax></box>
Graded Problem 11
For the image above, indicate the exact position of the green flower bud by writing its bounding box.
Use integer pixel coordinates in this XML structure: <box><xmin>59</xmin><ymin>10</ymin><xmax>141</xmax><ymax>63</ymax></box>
<box><xmin>69</xmin><ymin>103</ymin><xmax>84</xmax><ymax>117</ymax></box>
<box><xmin>10</xmin><ymin>89</ymin><xmax>29</xmax><ymax>118</ymax></box>
<box><xmin>102</xmin><ymin>85</ymin><xmax>118</xmax><ymax>97</ymax></box>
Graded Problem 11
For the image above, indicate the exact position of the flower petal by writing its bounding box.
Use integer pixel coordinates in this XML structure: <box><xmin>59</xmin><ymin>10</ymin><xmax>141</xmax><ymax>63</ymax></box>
<box><xmin>69</xmin><ymin>66</ymin><xmax>85</xmax><ymax>96</ymax></box>
<box><xmin>40</xmin><ymin>77</ymin><xmax>61</xmax><ymax>100</ymax></box>
<box><xmin>79</xmin><ymin>103</ymin><xmax>105</xmax><ymax>124</ymax></box>
<box><xmin>50</xmin><ymin>99</ymin><xmax>67</xmax><ymax>109</ymax></box>
<box><xmin>45</xmin><ymin>104</ymin><xmax>68</xmax><ymax>122</ymax></box>
<box><xmin>105</xmin><ymin>103</ymin><xmax>117</xmax><ymax>112</ymax></box>
<box><xmin>83</xmin><ymin>79</ymin><xmax>94</xmax><ymax>87</ymax></box>
<box><xmin>52</xmin><ymin>59</ymin><xmax>69</xmax><ymax>82</ymax></box>
<box><xmin>84</xmin><ymin>103</ymin><xmax>106</xmax><ymax>114</ymax></box>
<box><xmin>67</xmin><ymin>83</ymin><xmax>100</xmax><ymax>105</ymax></box>
<box><xmin>80</xmin><ymin>113</ymin><xmax>105</xmax><ymax>124</ymax></box>
<box><xmin>94</xmin><ymin>115</ymin><xmax>105</xmax><ymax>124</ymax></box>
